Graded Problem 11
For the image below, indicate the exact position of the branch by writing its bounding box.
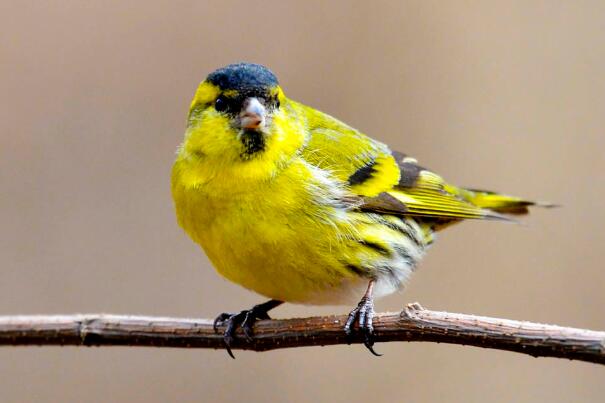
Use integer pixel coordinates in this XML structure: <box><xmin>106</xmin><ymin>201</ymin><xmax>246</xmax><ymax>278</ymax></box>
<box><xmin>1</xmin><ymin>303</ymin><xmax>603</xmax><ymax>365</ymax></box>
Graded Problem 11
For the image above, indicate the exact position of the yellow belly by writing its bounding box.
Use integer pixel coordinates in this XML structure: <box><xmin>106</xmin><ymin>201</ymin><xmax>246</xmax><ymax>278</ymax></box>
<box><xmin>172</xmin><ymin>159</ymin><xmax>363</xmax><ymax>304</ymax></box>
<box><xmin>202</xmin><ymin>218</ymin><xmax>368</xmax><ymax>304</ymax></box>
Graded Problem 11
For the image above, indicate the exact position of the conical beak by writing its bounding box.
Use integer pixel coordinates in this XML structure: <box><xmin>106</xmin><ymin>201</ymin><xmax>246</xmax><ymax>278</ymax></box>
<box><xmin>239</xmin><ymin>97</ymin><xmax>266</xmax><ymax>130</ymax></box>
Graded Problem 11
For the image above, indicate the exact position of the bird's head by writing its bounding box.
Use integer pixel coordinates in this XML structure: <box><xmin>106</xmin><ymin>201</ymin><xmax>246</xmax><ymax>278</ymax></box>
<box><xmin>181</xmin><ymin>63</ymin><xmax>305</xmax><ymax>175</ymax></box>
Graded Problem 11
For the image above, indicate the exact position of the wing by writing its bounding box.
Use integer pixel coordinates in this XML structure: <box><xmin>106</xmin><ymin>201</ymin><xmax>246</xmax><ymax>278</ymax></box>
<box><xmin>365</xmin><ymin>151</ymin><xmax>510</xmax><ymax>221</ymax></box>
<box><xmin>299</xmin><ymin>104</ymin><xmax>531</xmax><ymax>222</ymax></box>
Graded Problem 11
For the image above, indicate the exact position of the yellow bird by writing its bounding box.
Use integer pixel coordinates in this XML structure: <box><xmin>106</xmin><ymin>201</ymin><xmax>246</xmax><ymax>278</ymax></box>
<box><xmin>172</xmin><ymin>63</ymin><xmax>546</xmax><ymax>356</ymax></box>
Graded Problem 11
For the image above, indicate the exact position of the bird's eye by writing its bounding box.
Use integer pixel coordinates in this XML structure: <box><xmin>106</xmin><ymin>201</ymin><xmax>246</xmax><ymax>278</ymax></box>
<box><xmin>275</xmin><ymin>99</ymin><xmax>280</xmax><ymax>109</ymax></box>
<box><xmin>214</xmin><ymin>96</ymin><xmax>227</xmax><ymax>112</ymax></box>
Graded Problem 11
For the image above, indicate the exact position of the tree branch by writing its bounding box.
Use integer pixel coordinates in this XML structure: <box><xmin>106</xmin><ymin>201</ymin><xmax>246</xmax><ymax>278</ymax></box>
<box><xmin>1</xmin><ymin>303</ymin><xmax>603</xmax><ymax>365</ymax></box>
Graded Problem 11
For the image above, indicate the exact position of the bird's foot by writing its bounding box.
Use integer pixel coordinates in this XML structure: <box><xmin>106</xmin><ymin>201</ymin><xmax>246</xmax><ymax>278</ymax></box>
<box><xmin>213</xmin><ymin>300</ymin><xmax>280</xmax><ymax>358</ymax></box>
<box><xmin>344</xmin><ymin>296</ymin><xmax>382</xmax><ymax>356</ymax></box>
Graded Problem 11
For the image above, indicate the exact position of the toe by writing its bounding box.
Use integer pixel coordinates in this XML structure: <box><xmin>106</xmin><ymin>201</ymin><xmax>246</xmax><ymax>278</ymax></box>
<box><xmin>361</xmin><ymin>303</ymin><xmax>381</xmax><ymax>356</ymax></box>
<box><xmin>222</xmin><ymin>327</ymin><xmax>237</xmax><ymax>359</ymax></box>
<box><xmin>344</xmin><ymin>307</ymin><xmax>360</xmax><ymax>340</ymax></box>
<box><xmin>213</xmin><ymin>312</ymin><xmax>234</xmax><ymax>332</ymax></box>
<box><xmin>241</xmin><ymin>312</ymin><xmax>256</xmax><ymax>342</ymax></box>
<box><xmin>219</xmin><ymin>312</ymin><xmax>247</xmax><ymax>358</ymax></box>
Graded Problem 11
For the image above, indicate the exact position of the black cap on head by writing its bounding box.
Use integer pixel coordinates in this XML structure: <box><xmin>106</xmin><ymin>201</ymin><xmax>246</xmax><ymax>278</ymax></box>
<box><xmin>207</xmin><ymin>63</ymin><xmax>278</xmax><ymax>92</ymax></box>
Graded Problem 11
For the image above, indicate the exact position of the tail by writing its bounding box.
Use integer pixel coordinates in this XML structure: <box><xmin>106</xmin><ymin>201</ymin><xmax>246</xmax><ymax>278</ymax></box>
<box><xmin>458</xmin><ymin>188</ymin><xmax>557</xmax><ymax>216</ymax></box>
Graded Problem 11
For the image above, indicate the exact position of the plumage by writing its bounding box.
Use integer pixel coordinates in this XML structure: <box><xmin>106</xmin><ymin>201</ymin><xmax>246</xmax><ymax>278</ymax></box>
<box><xmin>171</xmin><ymin>63</ymin><xmax>546</xmax><ymax>354</ymax></box>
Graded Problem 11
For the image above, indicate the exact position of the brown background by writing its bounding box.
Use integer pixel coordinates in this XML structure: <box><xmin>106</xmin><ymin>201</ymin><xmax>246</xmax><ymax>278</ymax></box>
<box><xmin>1</xmin><ymin>1</ymin><xmax>604</xmax><ymax>402</ymax></box>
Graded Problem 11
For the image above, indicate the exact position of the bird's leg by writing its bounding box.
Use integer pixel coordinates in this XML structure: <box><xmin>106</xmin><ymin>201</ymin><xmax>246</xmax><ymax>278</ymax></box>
<box><xmin>344</xmin><ymin>280</ymin><xmax>381</xmax><ymax>356</ymax></box>
<box><xmin>213</xmin><ymin>299</ymin><xmax>283</xmax><ymax>358</ymax></box>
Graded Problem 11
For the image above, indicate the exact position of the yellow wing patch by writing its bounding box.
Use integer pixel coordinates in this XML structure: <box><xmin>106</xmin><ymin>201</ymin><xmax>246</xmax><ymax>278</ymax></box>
<box><xmin>359</xmin><ymin>152</ymin><xmax>511</xmax><ymax>221</ymax></box>
<box><xmin>348</xmin><ymin>153</ymin><xmax>400</xmax><ymax>198</ymax></box>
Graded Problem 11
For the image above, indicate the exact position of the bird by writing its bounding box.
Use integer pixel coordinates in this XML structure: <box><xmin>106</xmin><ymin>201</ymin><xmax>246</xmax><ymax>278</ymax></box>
<box><xmin>171</xmin><ymin>62</ymin><xmax>547</xmax><ymax>357</ymax></box>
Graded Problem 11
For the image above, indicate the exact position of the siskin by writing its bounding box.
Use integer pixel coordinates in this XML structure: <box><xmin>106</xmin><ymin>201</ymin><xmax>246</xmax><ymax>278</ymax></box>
<box><xmin>172</xmin><ymin>63</ymin><xmax>546</xmax><ymax>357</ymax></box>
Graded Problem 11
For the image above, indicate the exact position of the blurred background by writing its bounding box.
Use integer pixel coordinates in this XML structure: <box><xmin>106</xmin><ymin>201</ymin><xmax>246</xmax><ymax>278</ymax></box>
<box><xmin>1</xmin><ymin>1</ymin><xmax>604</xmax><ymax>402</ymax></box>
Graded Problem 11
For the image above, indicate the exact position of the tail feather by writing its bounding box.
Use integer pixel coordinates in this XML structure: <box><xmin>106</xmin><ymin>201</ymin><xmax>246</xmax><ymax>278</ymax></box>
<box><xmin>460</xmin><ymin>188</ymin><xmax>556</xmax><ymax>216</ymax></box>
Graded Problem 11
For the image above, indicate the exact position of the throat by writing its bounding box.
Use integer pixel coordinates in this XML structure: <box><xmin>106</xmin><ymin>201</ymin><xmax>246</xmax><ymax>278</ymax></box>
<box><xmin>240</xmin><ymin>129</ymin><xmax>265</xmax><ymax>158</ymax></box>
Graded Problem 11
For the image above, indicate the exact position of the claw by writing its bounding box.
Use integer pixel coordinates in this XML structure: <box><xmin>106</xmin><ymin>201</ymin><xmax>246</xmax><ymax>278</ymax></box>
<box><xmin>364</xmin><ymin>343</ymin><xmax>382</xmax><ymax>357</ymax></box>
<box><xmin>344</xmin><ymin>281</ymin><xmax>382</xmax><ymax>356</ymax></box>
<box><xmin>212</xmin><ymin>300</ymin><xmax>283</xmax><ymax>358</ymax></box>
<box><xmin>224</xmin><ymin>341</ymin><xmax>236</xmax><ymax>359</ymax></box>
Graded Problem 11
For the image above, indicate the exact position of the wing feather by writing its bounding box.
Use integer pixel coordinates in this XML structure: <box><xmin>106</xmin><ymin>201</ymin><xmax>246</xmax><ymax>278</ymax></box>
<box><xmin>360</xmin><ymin>151</ymin><xmax>511</xmax><ymax>221</ymax></box>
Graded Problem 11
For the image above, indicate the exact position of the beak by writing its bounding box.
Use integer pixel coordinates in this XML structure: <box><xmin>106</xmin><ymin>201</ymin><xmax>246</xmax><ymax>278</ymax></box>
<box><xmin>239</xmin><ymin>97</ymin><xmax>266</xmax><ymax>130</ymax></box>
